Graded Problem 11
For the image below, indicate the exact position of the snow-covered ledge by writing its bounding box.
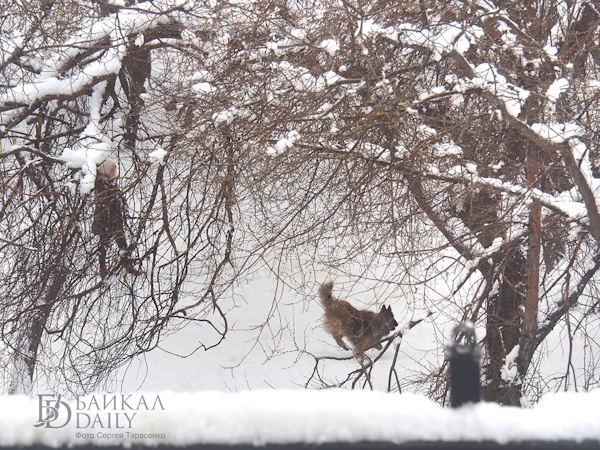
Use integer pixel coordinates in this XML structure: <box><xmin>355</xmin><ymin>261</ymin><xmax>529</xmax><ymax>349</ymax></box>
<box><xmin>1</xmin><ymin>390</ymin><xmax>599</xmax><ymax>447</ymax></box>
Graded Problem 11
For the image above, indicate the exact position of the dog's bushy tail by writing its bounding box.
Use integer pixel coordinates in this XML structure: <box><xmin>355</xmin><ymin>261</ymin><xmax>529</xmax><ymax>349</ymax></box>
<box><xmin>318</xmin><ymin>281</ymin><xmax>334</xmax><ymax>305</ymax></box>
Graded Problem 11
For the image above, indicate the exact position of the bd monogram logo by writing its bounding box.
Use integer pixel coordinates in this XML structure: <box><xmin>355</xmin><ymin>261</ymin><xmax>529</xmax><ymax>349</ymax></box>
<box><xmin>32</xmin><ymin>393</ymin><xmax>165</xmax><ymax>435</ymax></box>
<box><xmin>35</xmin><ymin>394</ymin><xmax>72</xmax><ymax>428</ymax></box>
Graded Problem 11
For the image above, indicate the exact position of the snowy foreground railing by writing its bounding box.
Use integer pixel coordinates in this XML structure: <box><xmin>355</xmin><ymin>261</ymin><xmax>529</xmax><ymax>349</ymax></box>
<box><xmin>1</xmin><ymin>390</ymin><xmax>599</xmax><ymax>449</ymax></box>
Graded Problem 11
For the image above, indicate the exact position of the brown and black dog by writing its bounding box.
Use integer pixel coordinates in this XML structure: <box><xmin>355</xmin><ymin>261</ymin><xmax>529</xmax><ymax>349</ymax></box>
<box><xmin>318</xmin><ymin>281</ymin><xmax>398</xmax><ymax>356</ymax></box>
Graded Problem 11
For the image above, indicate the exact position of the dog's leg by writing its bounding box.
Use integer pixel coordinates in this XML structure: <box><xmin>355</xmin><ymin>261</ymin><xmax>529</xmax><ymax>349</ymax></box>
<box><xmin>353</xmin><ymin>338</ymin><xmax>368</xmax><ymax>362</ymax></box>
<box><xmin>331</xmin><ymin>334</ymin><xmax>350</xmax><ymax>350</ymax></box>
<box><xmin>352</xmin><ymin>346</ymin><xmax>371</xmax><ymax>369</ymax></box>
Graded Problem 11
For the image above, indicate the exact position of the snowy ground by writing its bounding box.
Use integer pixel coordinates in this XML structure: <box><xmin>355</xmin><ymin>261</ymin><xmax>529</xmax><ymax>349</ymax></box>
<box><xmin>2</xmin><ymin>265</ymin><xmax>598</xmax><ymax>446</ymax></box>
<box><xmin>114</xmin><ymin>268</ymin><xmax>590</xmax><ymax>399</ymax></box>
<box><xmin>116</xmin><ymin>270</ymin><xmax>442</xmax><ymax>394</ymax></box>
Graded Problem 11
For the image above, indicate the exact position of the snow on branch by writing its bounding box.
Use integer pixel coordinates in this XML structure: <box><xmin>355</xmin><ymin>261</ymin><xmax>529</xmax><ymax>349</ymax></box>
<box><xmin>446</xmin><ymin>48</ymin><xmax>600</xmax><ymax>243</ymax></box>
<box><xmin>361</xmin><ymin>19</ymin><xmax>483</xmax><ymax>62</ymax></box>
<box><xmin>0</xmin><ymin>1</ymin><xmax>184</xmax><ymax>114</ymax></box>
<box><xmin>1</xmin><ymin>1</ymin><xmax>192</xmax><ymax>194</ymax></box>
<box><xmin>0</xmin><ymin>46</ymin><xmax>124</xmax><ymax>111</ymax></box>
<box><xmin>431</xmin><ymin>166</ymin><xmax>587</xmax><ymax>224</ymax></box>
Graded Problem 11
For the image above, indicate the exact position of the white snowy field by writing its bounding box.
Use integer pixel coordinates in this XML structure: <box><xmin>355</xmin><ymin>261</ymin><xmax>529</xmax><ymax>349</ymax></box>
<box><xmin>114</xmin><ymin>268</ymin><xmax>595</xmax><ymax>399</ymax></box>
<box><xmin>1</xmin><ymin>390</ymin><xmax>599</xmax><ymax>446</ymax></box>
<box><xmin>117</xmin><ymin>270</ymin><xmax>442</xmax><ymax>393</ymax></box>
<box><xmin>2</xmin><ymin>264</ymin><xmax>599</xmax><ymax>446</ymax></box>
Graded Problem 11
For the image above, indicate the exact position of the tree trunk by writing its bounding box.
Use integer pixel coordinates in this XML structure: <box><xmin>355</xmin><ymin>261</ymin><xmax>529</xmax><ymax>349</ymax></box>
<box><xmin>519</xmin><ymin>143</ymin><xmax>542</xmax><ymax>379</ymax></box>
<box><xmin>8</xmin><ymin>269</ymin><xmax>67</xmax><ymax>394</ymax></box>
<box><xmin>483</xmin><ymin>249</ymin><xmax>525</xmax><ymax>406</ymax></box>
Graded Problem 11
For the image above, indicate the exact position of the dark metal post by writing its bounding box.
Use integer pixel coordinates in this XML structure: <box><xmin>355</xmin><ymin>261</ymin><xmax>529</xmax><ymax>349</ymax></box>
<box><xmin>446</xmin><ymin>321</ymin><xmax>482</xmax><ymax>407</ymax></box>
